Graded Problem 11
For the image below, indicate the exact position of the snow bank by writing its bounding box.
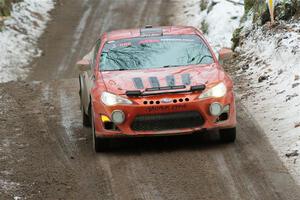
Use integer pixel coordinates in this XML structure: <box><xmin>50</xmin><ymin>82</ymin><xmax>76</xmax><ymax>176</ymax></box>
<box><xmin>0</xmin><ymin>0</ymin><xmax>55</xmax><ymax>83</ymax></box>
<box><xmin>235</xmin><ymin>21</ymin><xmax>300</xmax><ymax>184</ymax></box>
<box><xmin>175</xmin><ymin>0</ymin><xmax>300</xmax><ymax>185</ymax></box>
<box><xmin>174</xmin><ymin>0</ymin><xmax>244</xmax><ymax>51</ymax></box>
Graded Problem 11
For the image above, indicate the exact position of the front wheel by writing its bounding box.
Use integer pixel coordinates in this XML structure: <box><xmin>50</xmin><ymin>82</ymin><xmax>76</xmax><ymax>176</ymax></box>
<box><xmin>93</xmin><ymin>134</ymin><xmax>110</xmax><ymax>153</ymax></box>
<box><xmin>219</xmin><ymin>127</ymin><xmax>236</xmax><ymax>143</ymax></box>
<box><xmin>91</xmin><ymin>109</ymin><xmax>110</xmax><ymax>152</ymax></box>
<box><xmin>81</xmin><ymin>103</ymin><xmax>91</xmax><ymax>127</ymax></box>
<box><xmin>79</xmin><ymin>76</ymin><xmax>90</xmax><ymax>127</ymax></box>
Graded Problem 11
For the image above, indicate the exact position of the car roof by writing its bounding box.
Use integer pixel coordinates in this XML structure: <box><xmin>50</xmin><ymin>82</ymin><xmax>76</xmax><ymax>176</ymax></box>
<box><xmin>103</xmin><ymin>26</ymin><xmax>202</xmax><ymax>42</ymax></box>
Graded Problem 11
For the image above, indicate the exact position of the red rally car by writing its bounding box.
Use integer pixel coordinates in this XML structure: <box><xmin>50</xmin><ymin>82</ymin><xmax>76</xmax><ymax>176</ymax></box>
<box><xmin>78</xmin><ymin>26</ymin><xmax>237</xmax><ymax>152</ymax></box>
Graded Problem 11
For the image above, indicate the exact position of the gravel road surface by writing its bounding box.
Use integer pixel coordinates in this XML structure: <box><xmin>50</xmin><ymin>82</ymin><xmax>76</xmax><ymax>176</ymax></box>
<box><xmin>1</xmin><ymin>0</ymin><xmax>300</xmax><ymax>199</ymax></box>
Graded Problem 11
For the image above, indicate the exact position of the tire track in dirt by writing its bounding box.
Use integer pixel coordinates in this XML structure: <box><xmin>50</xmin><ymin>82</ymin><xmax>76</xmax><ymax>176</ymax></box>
<box><xmin>41</xmin><ymin>79</ymin><xmax>114</xmax><ymax>199</ymax></box>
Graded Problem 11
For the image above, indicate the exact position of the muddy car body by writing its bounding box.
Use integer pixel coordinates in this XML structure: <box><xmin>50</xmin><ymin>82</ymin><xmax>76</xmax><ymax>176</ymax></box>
<box><xmin>78</xmin><ymin>26</ymin><xmax>236</xmax><ymax>151</ymax></box>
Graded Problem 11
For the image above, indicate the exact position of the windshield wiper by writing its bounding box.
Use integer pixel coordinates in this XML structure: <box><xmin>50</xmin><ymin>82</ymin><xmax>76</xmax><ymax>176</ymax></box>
<box><xmin>103</xmin><ymin>68</ymin><xmax>140</xmax><ymax>71</ymax></box>
<box><xmin>103</xmin><ymin>68</ymin><xmax>127</xmax><ymax>71</ymax></box>
<box><xmin>187</xmin><ymin>55</ymin><xmax>213</xmax><ymax>64</ymax></box>
<box><xmin>163</xmin><ymin>65</ymin><xmax>182</xmax><ymax>68</ymax></box>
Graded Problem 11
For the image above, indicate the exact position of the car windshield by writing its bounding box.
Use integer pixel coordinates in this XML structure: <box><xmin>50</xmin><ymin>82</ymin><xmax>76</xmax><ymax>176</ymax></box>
<box><xmin>100</xmin><ymin>35</ymin><xmax>214</xmax><ymax>71</ymax></box>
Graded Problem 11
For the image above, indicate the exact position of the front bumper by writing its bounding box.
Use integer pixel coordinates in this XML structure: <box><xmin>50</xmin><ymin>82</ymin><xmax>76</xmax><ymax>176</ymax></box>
<box><xmin>92</xmin><ymin>91</ymin><xmax>236</xmax><ymax>138</ymax></box>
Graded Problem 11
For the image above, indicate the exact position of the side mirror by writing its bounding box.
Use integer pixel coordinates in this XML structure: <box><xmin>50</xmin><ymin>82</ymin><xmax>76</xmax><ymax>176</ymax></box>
<box><xmin>76</xmin><ymin>59</ymin><xmax>91</xmax><ymax>71</ymax></box>
<box><xmin>218</xmin><ymin>48</ymin><xmax>233</xmax><ymax>65</ymax></box>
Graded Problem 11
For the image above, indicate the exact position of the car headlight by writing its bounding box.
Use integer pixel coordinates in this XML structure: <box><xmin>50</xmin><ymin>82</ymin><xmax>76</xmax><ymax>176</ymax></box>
<box><xmin>101</xmin><ymin>91</ymin><xmax>133</xmax><ymax>106</ymax></box>
<box><xmin>199</xmin><ymin>82</ymin><xmax>227</xmax><ymax>99</ymax></box>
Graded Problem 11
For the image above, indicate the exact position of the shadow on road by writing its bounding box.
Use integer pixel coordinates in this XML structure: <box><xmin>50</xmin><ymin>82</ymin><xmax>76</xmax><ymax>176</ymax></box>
<box><xmin>89</xmin><ymin>130</ymin><xmax>229</xmax><ymax>155</ymax></box>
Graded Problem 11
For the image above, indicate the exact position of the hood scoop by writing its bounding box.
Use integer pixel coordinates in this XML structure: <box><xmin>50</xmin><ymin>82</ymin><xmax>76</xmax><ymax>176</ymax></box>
<box><xmin>126</xmin><ymin>73</ymin><xmax>205</xmax><ymax>97</ymax></box>
<box><xmin>132</xmin><ymin>73</ymin><xmax>191</xmax><ymax>90</ymax></box>
<box><xmin>101</xmin><ymin>64</ymin><xmax>220</xmax><ymax>95</ymax></box>
<box><xmin>133</xmin><ymin>77</ymin><xmax>144</xmax><ymax>89</ymax></box>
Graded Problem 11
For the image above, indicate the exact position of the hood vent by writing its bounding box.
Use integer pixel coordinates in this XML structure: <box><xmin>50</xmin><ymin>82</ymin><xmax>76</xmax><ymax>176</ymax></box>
<box><xmin>127</xmin><ymin>73</ymin><xmax>203</xmax><ymax>96</ymax></box>
<box><xmin>166</xmin><ymin>75</ymin><xmax>175</xmax><ymax>86</ymax></box>
<box><xmin>132</xmin><ymin>74</ymin><xmax>191</xmax><ymax>90</ymax></box>
<box><xmin>181</xmin><ymin>74</ymin><xmax>191</xmax><ymax>85</ymax></box>
<box><xmin>149</xmin><ymin>77</ymin><xmax>160</xmax><ymax>88</ymax></box>
<box><xmin>133</xmin><ymin>77</ymin><xmax>144</xmax><ymax>89</ymax></box>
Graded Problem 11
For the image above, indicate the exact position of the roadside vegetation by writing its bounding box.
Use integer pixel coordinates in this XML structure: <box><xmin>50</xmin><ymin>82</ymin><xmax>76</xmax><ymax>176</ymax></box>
<box><xmin>0</xmin><ymin>0</ymin><xmax>21</xmax><ymax>29</ymax></box>
<box><xmin>200</xmin><ymin>20</ymin><xmax>209</xmax><ymax>34</ymax></box>
<box><xmin>0</xmin><ymin>0</ymin><xmax>22</xmax><ymax>16</ymax></box>
<box><xmin>200</xmin><ymin>0</ymin><xmax>208</xmax><ymax>11</ymax></box>
<box><xmin>232</xmin><ymin>0</ymin><xmax>300</xmax><ymax>49</ymax></box>
<box><xmin>244</xmin><ymin>0</ymin><xmax>300</xmax><ymax>19</ymax></box>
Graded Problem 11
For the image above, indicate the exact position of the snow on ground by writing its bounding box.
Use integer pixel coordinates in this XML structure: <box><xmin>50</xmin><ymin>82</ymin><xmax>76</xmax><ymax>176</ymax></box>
<box><xmin>234</xmin><ymin>21</ymin><xmax>300</xmax><ymax>184</ymax></box>
<box><xmin>174</xmin><ymin>0</ymin><xmax>244</xmax><ymax>51</ymax></box>
<box><xmin>175</xmin><ymin>0</ymin><xmax>300</xmax><ymax>185</ymax></box>
<box><xmin>0</xmin><ymin>0</ymin><xmax>54</xmax><ymax>196</ymax></box>
<box><xmin>0</xmin><ymin>0</ymin><xmax>54</xmax><ymax>83</ymax></box>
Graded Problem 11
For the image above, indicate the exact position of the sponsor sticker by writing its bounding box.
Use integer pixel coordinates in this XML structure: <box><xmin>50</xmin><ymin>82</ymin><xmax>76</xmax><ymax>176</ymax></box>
<box><xmin>146</xmin><ymin>105</ymin><xmax>187</xmax><ymax>112</ymax></box>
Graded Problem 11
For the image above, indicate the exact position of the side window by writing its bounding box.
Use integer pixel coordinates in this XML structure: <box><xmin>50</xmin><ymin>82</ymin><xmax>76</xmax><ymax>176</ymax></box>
<box><xmin>93</xmin><ymin>39</ymin><xmax>101</xmax><ymax>69</ymax></box>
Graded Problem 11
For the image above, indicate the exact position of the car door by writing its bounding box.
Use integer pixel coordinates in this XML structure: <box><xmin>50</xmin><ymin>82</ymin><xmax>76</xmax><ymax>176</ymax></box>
<box><xmin>82</xmin><ymin>39</ymin><xmax>101</xmax><ymax>113</ymax></box>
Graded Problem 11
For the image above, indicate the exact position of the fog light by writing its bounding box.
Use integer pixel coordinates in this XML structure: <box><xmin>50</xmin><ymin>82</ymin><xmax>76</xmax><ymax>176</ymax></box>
<box><xmin>210</xmin><ymin>102</ymin><xmax>223</xmax><ymax>116</ymax></box>
<box><xmin>111</xmin><ymin>110</ymin><xmax>125</xmax><ymax>124</ymax></box>
<box><xmin>101</xmin><ymin>115</ymin><xmax>111</xmax><ymax>123</ymax></box>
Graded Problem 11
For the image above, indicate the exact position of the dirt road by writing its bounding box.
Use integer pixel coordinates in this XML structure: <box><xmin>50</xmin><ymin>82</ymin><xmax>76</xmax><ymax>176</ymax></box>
<box><xmin>1</xmin><ymin>0</ymin><xmax>300</xmax><ymax>199</ymax></box>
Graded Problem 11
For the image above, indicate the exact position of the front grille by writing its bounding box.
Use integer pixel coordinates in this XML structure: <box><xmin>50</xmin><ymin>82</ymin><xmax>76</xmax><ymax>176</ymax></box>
<box><xmin>131</xmin><ymin>111</ymin><xmax>204</xmax><ymax>131</ymax></box>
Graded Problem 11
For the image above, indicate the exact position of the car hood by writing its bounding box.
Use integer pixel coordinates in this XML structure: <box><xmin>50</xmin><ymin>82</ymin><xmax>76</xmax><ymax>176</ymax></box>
<box><xmin>100</xmin><ymin>64</ymin><xmax>225</xmax><ymax>95</ymax></box>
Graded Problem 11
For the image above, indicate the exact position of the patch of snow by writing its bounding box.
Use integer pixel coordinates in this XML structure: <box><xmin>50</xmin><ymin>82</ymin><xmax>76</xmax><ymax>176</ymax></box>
<box><xmin>174</xmin><ymin>0</ymin><xmax>300</xmax><ymax>185</ymax></box>
<box><xmin>236</xmin><ymin>21</ymin><xmax>300</xmax><ymax>185</ymax></box>
<box><xmin>1</xmin><ymin>170</ymin><xmax>12</xmax><ymax>176</ymax></box>
<box><xmin>174</xmin><ymin>0</ymin><xmax>244</xmax><ymax>51</ymax></box>
<box><xmin>1</xmin><ymin>138</ymin><xmax>12</xmax><ymax>153</ymax></box>
<box><xmin>0</xmin><ymin>0</ymin><xmax>55</xmax><ymax>83</ymax></box>
<box><xmin>59</xmin><ymin>86</ymin><xmax>82</xmax><ymax>141</ymax></box>
<box><xmin>0</xmin><ymin>179</ymin><xmax>20</xmax><ymax>192</ymax></box>
<box><xmin>0</xmin><ymin>137</ymin><xmax>20</xmax><ymax>195</ymax></box>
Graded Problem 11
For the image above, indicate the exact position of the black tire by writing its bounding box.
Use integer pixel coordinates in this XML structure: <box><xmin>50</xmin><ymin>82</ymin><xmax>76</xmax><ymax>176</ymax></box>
<box><xmin>219</xmin><ymin>127</ymin><xmax>236</xmax><ymax>143</ymax></box>
<box><xmin>91</xmin><ymin>109</ymin><xmax>110</xmax><ymax>152</ymax></box>
<box><xmin>79</xmin><ymin>76</ymin><xmax>91</xmax><ymax>127</ymax></box>
<box><xmin>93</xmin><ymin>134</ymin><xmax>110</xmax><ymax>153</ymax></box>
<box><xmin>82</xmin><ymin>103</ymin><xmax>91</xmax><ymax>127</ymax></box>
<box><xmin>78</xmin><ymin>75</ymin><xmax>83</xmax><ymax>103</ymax></box>
<box><xmin>78</xmin><ymin>76</ymin><xmax>82</xmax><ymax>97</ymax></box>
